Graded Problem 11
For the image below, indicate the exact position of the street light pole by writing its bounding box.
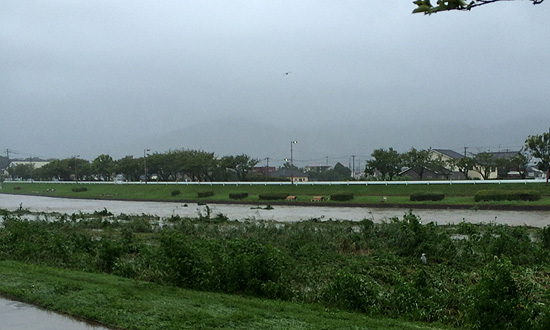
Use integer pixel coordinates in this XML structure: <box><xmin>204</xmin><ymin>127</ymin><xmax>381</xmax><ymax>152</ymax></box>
<box><xmin>74</xmin><ymin>155</ymin><xmax>80</xmax><ymax>183</ymax></box>
<box><xmin>144</xmin><ymin>149</ymin><xmax>150</xmax><ymax>184</ymax></box>
<box><xmin>290</xmin><ymin>140</ymin><xmax>297</xmax><ymax>184</ymax></box>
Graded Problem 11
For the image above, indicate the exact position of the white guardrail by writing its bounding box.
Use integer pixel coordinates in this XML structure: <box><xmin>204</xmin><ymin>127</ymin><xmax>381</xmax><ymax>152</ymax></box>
<box><xmin>6</xmin><ymin>179</ymin><xmax>547</xmax><ymax>186</ymax></box>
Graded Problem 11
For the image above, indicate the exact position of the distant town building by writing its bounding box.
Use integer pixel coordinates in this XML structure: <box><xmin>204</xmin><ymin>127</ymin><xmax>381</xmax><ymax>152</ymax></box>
<box><xmin>8</xmin><ymin>160</ymin><xmax>50</xmax><ymax>169</ymax></box>
<box><xmin>252</xmin><ymin>166</ymin><xmax>276</xmax><ymax>175</ymax></box>
<box><xmin>305</xmin><ymin>165</ymin><xmax>331</xmax><ymax>172</ymax></box>
<box><xmin>270</xmin><ymin>168</ymin><xmax>309</xmax><ymax>182</ymax></box>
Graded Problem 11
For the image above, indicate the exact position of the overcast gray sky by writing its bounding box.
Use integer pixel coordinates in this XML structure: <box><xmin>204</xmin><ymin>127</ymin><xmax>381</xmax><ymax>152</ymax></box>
<box><xmin>2</xmin><ymin>1</ymin><xmax>549</xmax><ymax>168</ymax></box>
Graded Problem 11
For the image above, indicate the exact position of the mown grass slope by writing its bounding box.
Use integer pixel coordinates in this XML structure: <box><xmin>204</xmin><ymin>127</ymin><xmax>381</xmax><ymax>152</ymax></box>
<box><xmin>3</xmin><ymin>181</ymin><xmax>550</xmax><ymax>207</ymax></box>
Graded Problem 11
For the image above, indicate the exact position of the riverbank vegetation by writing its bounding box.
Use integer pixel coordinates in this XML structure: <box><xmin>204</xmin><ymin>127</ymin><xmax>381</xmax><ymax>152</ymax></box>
<box><xmin>3</xmin><ymin>181</ymin><xmax>550</xmax><ymax>209</ymax></box>
<box><xmin>1</xmin><ymin>208</ymin><xmax>550</xmax><ymax>328</ymax></box>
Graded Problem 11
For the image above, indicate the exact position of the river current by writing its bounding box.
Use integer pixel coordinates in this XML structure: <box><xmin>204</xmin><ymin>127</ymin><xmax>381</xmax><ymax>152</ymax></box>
<box><xmin>1</xmin><ymin>194</ymin><xmax>549</xmax><ymax>227</ymax></box>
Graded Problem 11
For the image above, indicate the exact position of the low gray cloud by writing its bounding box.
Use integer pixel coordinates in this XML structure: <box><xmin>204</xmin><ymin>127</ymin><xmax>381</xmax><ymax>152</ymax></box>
<box><xmin>1</xmin><ymin>1</ymin><xmax>549</xmax><ymax>164</ymax></box>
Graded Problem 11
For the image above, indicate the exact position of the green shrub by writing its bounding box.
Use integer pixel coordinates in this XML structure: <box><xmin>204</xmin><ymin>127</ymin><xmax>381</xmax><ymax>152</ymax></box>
<box><xmin>330</xmin><ymin>192</ymin><xmax>354</xmax><ymax>201</ymax></box>
<box><xmin>466</xmin><ymin>256</ymin><xmax>528</xmax><ymax>329</ymax></box>
<box><xmin>541</xmin><ymin>225</ymin><xmax>550</xmax><ymax>249</ymax></box>
<box><xmin>197</xmin><ymin>191</ymin><xmax>214</xmax><ymax>198</ymax></box>
<box><xmin>229</xmin><ymin>192</ymin><xmax>248</xmax><ymax>199</ymax></box>
<box><xmin>321</xmin><ymin>271</ymin><xmax>380</xmax><ymax>314</ymax></box>
<box><xmin>71</xmin><ymin>187</ymin><xmax>88</xmax><ymax>192</ymax></box>
<box><xmin>410</xmin><ymin>192</ymin><xmax>445</xmax><ymax>201</ymax></box>
<box><xmin>258</xmin><ymin>193</ymin><xmax>288</xmax><ymax>200</ymax></box>
<box><xmin>475</xmin><ymin>190</ymin><xmax>541</xmax><ymax>202</ymax></box>
<box><xmin>171</xmin><ymin>189</ymin><xmax>181</xmax><ymax>196</ymax></box>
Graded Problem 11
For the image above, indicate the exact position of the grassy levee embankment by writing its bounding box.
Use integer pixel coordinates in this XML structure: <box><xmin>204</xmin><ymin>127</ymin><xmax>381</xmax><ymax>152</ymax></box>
<box><xmin>3</xmin><ymin>181</ymin><xmax>550</xmax><ymax>209</ymax></box>
<box><xmin>0</xmin><ymin>261</ymin><xmax>446</xmax><ymax>330</ymax></box>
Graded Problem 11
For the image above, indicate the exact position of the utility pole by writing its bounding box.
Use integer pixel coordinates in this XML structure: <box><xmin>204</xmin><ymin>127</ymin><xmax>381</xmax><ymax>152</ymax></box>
<box><xmin>351</xmin><ymin>155</ymin><xmax>356</xmax><ymax>179</ymax></box>
<box><xmin>264</xmin><ymin>157</ymin><xmax>270</xmax><ymax>179</ymax></box>
<box><xmin>290</xmin><ymin>141</ymin><xmax>297</xmax><ymax>184</ymax></box>
<box><xmin>144</xmin><ymin>148</ymin><xmax>150</xmax><ymax>184</ymax></box>
<box><xmin>5</xmin><ymin>149</ymin><xmax>10</xmax><ymax>180</ymax></box>
<box><xmin>73</xmin><ymin>155</ymin><xmax>80</xmax><ymax>183</ymax></box>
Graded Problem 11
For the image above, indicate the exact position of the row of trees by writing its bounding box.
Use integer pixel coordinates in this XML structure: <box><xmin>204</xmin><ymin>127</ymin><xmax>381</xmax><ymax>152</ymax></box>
<box><xmin>365</xmin><ymin>133</ymin><xmax>550</xmax><ymax>181</ymax></box>
<box><xmin>5</xmin><ymin>149</ymin><xmax>260</xmax><ymax>182</ymax></box>
<box><xmin>364</xmin><ymin>147</ymin><xmax>529</xmax><ymax>180</ymax></box>
<box><xmin>4</xmin><ymin>132</ymin><xmax>549</xmax><ymax>182</ymax></box>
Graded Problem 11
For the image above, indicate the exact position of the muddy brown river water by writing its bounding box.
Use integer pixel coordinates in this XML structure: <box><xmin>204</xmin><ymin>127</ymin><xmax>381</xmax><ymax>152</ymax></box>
<box><xmin>1</xmin><ymin>194</ymin><xmax>549</xmax><ymax>227</ymax></box>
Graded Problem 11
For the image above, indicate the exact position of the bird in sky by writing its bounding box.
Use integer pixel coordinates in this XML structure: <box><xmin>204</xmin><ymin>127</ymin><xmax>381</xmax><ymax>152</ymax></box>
<box><xmin>283</xmin><ymin>71</ymin><xmax>291</xmax><ymax>75</ymax></box>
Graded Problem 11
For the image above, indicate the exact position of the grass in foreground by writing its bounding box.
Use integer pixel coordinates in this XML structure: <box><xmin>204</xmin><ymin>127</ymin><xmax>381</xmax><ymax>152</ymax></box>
<box><xmin>0</xmin><ymin>261</ymin><xmax>445</xmax><ymax>330</ymax></box>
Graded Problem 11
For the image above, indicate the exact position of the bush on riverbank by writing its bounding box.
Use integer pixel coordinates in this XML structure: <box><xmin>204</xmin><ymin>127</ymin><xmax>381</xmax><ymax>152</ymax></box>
<box><xmin>258</xmin><ymin>193</ymin><xmax>288</xmax><ymax>200</ymax></box>
<box><xmin>1</xmin><ymin>209</ymin><xmax>549</xmax><ymax>328</ymax></box>
<box><xmin>410</xmin><ymin>192</ymin><xmax>445</xmax><ymax>201</ymax></box>
<box><xmin>330</xmin><ymin>192</ymin><xmax>354</xmax><ymax>201</ymax></box>
<box><xmin>474</xmin><ymin>190</ymin><xmax>541</xmax><ymax>202</ymax></box>
<box><xmin>229</xmin><ymin>192</ymin><xmax>248</xmax><ymax>199</ymax></box>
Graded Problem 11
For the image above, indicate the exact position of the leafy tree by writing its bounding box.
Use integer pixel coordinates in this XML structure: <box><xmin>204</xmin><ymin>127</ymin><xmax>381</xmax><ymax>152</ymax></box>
<box><xmin>365</xmin><ymin>148</ymin><xmax>403</xmax><ymax>181</ymax></box>
<box><xmin>525</xmin><ymin>133</ymin><xmax>550</xmax><ymax>177</ymax></box>
<box><xmin>146</xmin><ymin>151</ymin><xmax>184</xmax><ymax>181</ymax></box>
<box><xmin>13</xmin><ymin>163</ymin><xmax>34</xmax><ymax>180</ymax></box>
<box><xmin>233</xmin><ymin>154</ymin><xmax>259</xmax><ymax>181</ymax></box>
<box><xmin>403</xmin><ymin>148</ymin><xmax>432</xmax><ymax>180</ymax></box>
<box><xmin>507</xmin><ymin>148</ymin><xmax>531</xmax><ymax>179</ymax></box>
<box><xmin>73</xmin><ymin>158</ymin><xmax>91</xmax><ymax>181</ymax></box>
<box><xmin>115</xmin><ymin>156</ymin><xmax>141</xmax><ymax>181</ymax></box>
<box><xmin>35</xmin><ymin>159</ymin><xmax>71</xmax><ymax>180</ymax></box>
<box><xmin>174</xmin><ymin>149</ymin><xmax>216</xmax><ymax>182</ymax></box>
<box><xmin>91</xmin><ymin>154</ymin><xmax>115</xmax><ymax>181</ymax></box>
<box><xmin>412</xmin><ymin>0</ymin><xmax>544</xmax><ymax>15</ymax></box>
<box><xmin>334</xmin><ymin>162</ymin><xmax>352</xmax><ymax>179</ymax></box>
<box><xmin>452</xmin><ymin>156</ymin><xmax>476</xmax><ymax>180</ymax></box>
<box><xmin>471</xmin><ymin>152</ymin><xmax>509</xmax><ymax>180</ymax></box>
<box><xmin>429</xmin><ymin>153</ymin><xmax>453</xmax><ymax>179</ymax></box>
<box><xmin>216</xmin><ymin>154</ymin><xmax>259</xmax><ymax>181</ymax></box>
<box><xmin>216</xmin><ymin>156</ymin><xmax>237</xmax><ymax>181</ymax></box>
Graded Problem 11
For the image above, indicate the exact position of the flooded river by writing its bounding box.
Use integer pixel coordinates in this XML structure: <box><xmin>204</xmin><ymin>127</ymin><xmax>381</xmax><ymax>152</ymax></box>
<box><xmin>0</xmin><ymin>194</ymin><xmax>548</xmax><ymax>329</ymax></box>
<box><xmin>0</xmin><ymin>297</ymin><xmax>110</xmax><ymax>330</ymax></box>
<box><xmin>1</xmin><ymin>194</ymin><xmax>549</xmax><ymax>227</ymax></box>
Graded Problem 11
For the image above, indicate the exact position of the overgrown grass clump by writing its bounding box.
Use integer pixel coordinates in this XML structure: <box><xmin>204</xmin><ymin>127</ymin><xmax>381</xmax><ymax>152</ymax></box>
<box><xmin>475</xmin><ymin>189</ymin><xmax>541</xmax><ymax>202</ymax></box>
<box><xmin>1</xmin><ymin>210</ymin><xmax>550</xmax><ymax>328</ymax></box>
